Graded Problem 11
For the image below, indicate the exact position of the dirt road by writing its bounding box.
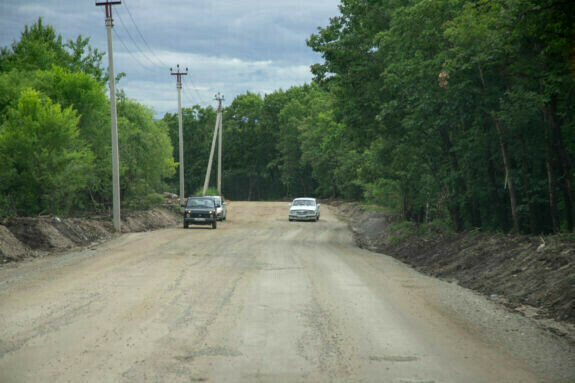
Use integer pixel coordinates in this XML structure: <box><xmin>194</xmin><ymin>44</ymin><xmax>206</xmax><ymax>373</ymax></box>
<box><xmin>1</xmin><ymin>202</ymin><xmax>573</xmax><ymax>382</ymax></box>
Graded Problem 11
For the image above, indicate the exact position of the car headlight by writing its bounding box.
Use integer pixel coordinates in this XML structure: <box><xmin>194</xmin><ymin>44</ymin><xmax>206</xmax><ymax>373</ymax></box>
<box><xmin>210</xmin><ymin>210</ymin><xmax>215</xmax><ymax>215</ymax></box>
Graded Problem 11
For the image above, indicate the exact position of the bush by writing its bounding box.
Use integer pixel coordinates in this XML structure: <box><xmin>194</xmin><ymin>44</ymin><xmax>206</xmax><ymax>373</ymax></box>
<box><xmin>193</xmin><ymin>186</ymin><xmax>220</xmax><ymax>196</ymax></box>
<box><xmin>126</xmin><ymin>193</ymin><xmax>163</xmax><ymax>210</ymax></box>
<box><xmin>0</xmin><ymin>89</ymin><xmax>94</xmax><ymax>215</ymax></box>
<box><xmin>362</xmin><ymin>179</ymin><xmax>401</xmax><ymax>213</ymax></box>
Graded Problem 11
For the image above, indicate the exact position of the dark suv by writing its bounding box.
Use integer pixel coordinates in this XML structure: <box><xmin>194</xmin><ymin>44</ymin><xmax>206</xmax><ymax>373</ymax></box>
<box><xmin>182</xmin><ymin>197</ymin><xmax>217</xmax><ymax>229</ymax></box>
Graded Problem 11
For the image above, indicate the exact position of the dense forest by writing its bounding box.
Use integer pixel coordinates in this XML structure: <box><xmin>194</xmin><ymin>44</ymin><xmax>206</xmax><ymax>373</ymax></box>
<box><xmin>1</xmin><ymin>0</ymin><xmax>575</xmax><ymax>235</ymax></box>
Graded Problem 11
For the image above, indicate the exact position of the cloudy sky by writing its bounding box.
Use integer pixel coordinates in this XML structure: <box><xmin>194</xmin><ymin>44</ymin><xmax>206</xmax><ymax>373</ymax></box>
<box><xmin>0</xmin><ymin>0</ymin><xmax>340</xmax><ymax>117</ymax></box>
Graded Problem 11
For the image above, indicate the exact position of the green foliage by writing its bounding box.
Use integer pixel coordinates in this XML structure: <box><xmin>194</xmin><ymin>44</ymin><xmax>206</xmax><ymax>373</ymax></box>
<box><xmin>306</xmin><ymin>0</ymin><xmax>575</xmax><ymax>234</ymax></box>
<box><xmin>0</xmin><ymin>18</ymin><xmax>104</xmax><ymax>80</ymax></box>
<box><xmin>0</xmin><ymin>89</ymin><xmax>94</xmax><ymax>215</ymax></box>
<box><xmin>223</xmin><ymin>92</ymin><xmax>281</xmax><ymax>200</ymax></box>
<box><xmin>193</xmin><ymin>187</ymin><xmax>219</xmax><ymax>197</ymax></box>
<box><xmin>117</xmin><ymin>95</ymin><xmax>176</xmax><ymax>204</ymax></box>
<box><xmin>163</xmin><ymin>105</ymin><xmax>218</xmax><ymax>198</ymax></box>
<box><xmin>126</xmin><ymin>193</ymin><xmax>164</xmax><ymax>210</ymax></box>
<box><xmin>3</xmin><ymin>7</ymin><xmax>575</xmax><ymax>237</ymax></box>
<box><xmin>0</xmin><ymin>20</ymin><xmax>176</xmax><ymax>216</ymax></box>
<box><xmin>362</xmin><ymin>179</ymin><xmax>401</xmax><ymax>213</ymax></box>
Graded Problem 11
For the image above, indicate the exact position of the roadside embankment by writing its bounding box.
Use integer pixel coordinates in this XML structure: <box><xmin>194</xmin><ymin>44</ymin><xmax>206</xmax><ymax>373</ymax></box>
<box><xmin>0</xmin><ymin>207</ymin><xmax>179</xmax><ymax>264</ymax></box>
<box><xmin>334</xmin><ymin>202</ymin><xmax>575</xmax><ymax>334</ymax></box>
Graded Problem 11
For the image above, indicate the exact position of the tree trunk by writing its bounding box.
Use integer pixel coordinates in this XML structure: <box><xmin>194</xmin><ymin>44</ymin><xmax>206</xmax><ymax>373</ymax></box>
<box><xmin>247</xmin><ymin>170</ymin><xmax>254</xmax><ymax>201</ymax></box>
<box><xmin>543</xmin><ymin>109</ymin><xmax>560</xmax><ymax>233</ymax></box>
<box><xmin>550</xmin><ymin>108</ymin><xmax>574</xmax><ymax>231</ymax></box>
<box><xmin>492</xmin><ymin>116</ymin><xmax>520</xmax><ymax>233</ymax></box>
<box><xmin>519</xmin><ymin>137</ymin><xmax>538</xmax><ymax>233</ymax></box>
<box><xmin>299</xmin><ymin>175</ymin><xmax>307</xmax><ymax>197</ymax></box>
<box><xmin>487</xmin><ymin>156</ymin><xmax>508</xmax><ymax>230</ymax></box>
<box><xmin>439</xmin><ymin>125</ymin><xmax>465</xmax><ymax>232</ymax></box>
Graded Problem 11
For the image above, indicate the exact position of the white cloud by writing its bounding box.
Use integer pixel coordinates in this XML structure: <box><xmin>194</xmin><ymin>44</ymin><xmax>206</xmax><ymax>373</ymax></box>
<box><xmin>17</xmin><ymin>4</ymin><xmax>56</xmax><ymax>17</ymax></box>
<box><xmin>116</xmin><ymin>51</ymin><xmax>314</xmax><ymax>117</ymax></box>
<box><xmin>0</xmin><ymin>0</ymin><xmax>340</xmax><ymax>117</ymax></box>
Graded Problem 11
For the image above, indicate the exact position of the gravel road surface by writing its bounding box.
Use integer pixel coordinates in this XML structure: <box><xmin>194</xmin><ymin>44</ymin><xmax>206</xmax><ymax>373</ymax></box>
<box><xmin>1</xmin><ymin>202</ymin><xmax>573</xmax><ymax>382</ymax></box>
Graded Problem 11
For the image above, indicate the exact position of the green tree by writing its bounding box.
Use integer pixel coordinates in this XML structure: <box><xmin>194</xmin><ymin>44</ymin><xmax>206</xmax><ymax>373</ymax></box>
<box><xmin>0</xmin><ymin>89</ymin><xmax>94</xmax><ymax>215</ymax></box>
<box><xmin>225</xmin><ymin>92</ymin><xmax>275</xmax><ymax>200</ymax></box>
<box><xmin>163</xmin><ymin>105</ymin><xmax>217</xmax><ymax>198</ymax></box>
<box><xmin>0</xmin><ymin>18</ymin><xmax>104</xmax><ymax>80</ymax></box>
<box><xmin>117</xmin><ymin>95</ymin><xmax>176</xmax><ymax>207</ymax></box>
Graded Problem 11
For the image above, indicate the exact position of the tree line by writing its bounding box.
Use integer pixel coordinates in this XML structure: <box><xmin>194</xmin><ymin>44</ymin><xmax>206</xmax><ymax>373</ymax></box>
<box><xmin>303</xmin><ymin>0</ymin><xmax>575</xmax><ymax>234</ymax></box>
<box><xmin>0</xmin><ymin>19</ymin><xmax>176</xmax><ymax>216</ymax></box>
<box><xmin>169</xmin><ymin>0</ymin><xmax>575</xmax><ymax>234</ymax></box>
<box><xmin>2</xmin><ymin>0</ymin><xmax>575</xmax><ymax>236</ymax></box>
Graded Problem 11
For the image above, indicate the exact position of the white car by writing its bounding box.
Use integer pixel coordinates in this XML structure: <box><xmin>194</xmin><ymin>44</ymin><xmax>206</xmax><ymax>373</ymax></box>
<box><xmin>289</xmin><ymin>198</ymin><xmax>320</xmax><ymax>222</ymax></box>
<box><xmin>206</xmin><ymin>196</ymin><xmax>227</xmax><ymax>221</ymax></box>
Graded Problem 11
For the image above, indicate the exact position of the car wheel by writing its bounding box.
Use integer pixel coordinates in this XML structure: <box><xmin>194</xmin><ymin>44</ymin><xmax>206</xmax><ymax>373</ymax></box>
<box><xmin>212</xmin><ymin>221</ymin><xmax>217</xmax><ymax>229</ymax></box>
<box><xmin>183</xmin><ymin>221</ymin><xmax>188</xmax><ymax>229</ymax></box>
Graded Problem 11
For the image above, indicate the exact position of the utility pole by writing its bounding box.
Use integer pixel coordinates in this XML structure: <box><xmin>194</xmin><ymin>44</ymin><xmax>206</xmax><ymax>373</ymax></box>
<box><xmin>96</xmin><ymin>0</ymin><xmax>121</xmax><ymax>232</ymax></box>
<box><xmin>202</xmin><ymin>95</ymin><xmax>221</xmax><ymax>196</ymax></box>
<box><xmin>216</xmin><ymin>93</ymin><xmax>224</xmax><ymax>195</ymax></box>
<box><xmin>171</xmin><ymin>65</ymin><xmax>188</xmax><ymax>206</ymax></box>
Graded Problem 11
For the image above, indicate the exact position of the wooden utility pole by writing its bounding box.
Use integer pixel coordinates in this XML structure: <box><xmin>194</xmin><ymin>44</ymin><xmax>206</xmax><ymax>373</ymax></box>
<box><xmin>96</xmin><ymin>0</ymin><xmax>122</xmax><ymax>232</ymax></box>
<box><xmin>171</xmin><ymin>65</ymin><xmax>188</xmax><ymax>206</ymax></box>
<box><xmin>216</xmin><ymin>93</ymin><xmax>224</xmax><ymax>195</ymax></box>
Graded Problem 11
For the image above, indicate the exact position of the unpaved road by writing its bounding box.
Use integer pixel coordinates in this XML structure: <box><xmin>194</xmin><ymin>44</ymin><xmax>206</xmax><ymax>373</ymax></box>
<box><xmin>1</xmin><ymin>202</ymin><xmax>574</xmax><ymax>382</ymax></box>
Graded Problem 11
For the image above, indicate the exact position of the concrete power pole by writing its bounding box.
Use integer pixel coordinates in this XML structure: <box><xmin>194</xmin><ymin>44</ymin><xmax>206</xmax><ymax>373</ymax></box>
<box><xmin>202</xmin><ymin>96</ymin><xmax>221</xmax><ymax>196</ymax></box>
<box><xmin>171</xmin><ymin>65</ymin><xmax>188</xmax><ymax>206</ymax></box>
<box><xmin>96</xmin><ymin>1</ymin><xmax>121</xmax><ymax>232</ymax></box>
<box><xmin>216</xmin><ymin>93</ymin><xmax>224</xmax><ymax>195</ymax></box>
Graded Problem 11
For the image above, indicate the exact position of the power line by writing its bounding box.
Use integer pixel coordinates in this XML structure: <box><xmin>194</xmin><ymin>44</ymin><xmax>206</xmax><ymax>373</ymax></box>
<box><xmin>181</xmin><ymin>87</ymin><xmax>197</xmax><ymax>106</ymax></box>
<box><xmin>116</xmin><ymin>0</ymin><xmax>212</xmax><ymax>108</ymax></box>
<box><xmin>112</xmin><ymin>27</ymin><xmax>150</xmax><ymax>71</ymax></box>
<box><xmin>122</xmin><ymin>0</ymin><xmax>170</xmax><ymax>68</ymax></box>
<box><xmin>114</xmin><ymin>7</ymin><xmax>159</xmax><ymax>69</ymax></box>
<box><xmin>98</xmin><ymin>6</ymin><xmax>149</xmax><ymax>71</ymax></box>
<box><xmin>120</xmin><ymin>0</ymin><xmax>212</xmax><ymax>108</ymax></box>
<box><xmin>185</xmin><ymin>75</ymin><xmax>208</xmax><ymax>106</ymax></box>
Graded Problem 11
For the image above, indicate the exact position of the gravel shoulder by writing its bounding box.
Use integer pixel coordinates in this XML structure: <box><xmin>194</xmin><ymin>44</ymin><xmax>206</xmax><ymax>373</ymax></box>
<box><xmin>334</xmin><ymin>202</ymin><xmax>575</xmax><ymax>339</ymax></box>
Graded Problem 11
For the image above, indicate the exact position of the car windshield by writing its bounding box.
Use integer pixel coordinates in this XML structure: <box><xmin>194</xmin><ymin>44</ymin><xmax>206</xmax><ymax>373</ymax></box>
<box><xmin>293</xmin><ymin>200</ymin><xmax>315</xmax><ymax>207</ymax></box>
<box><xmin>186</xmin><ymin>199</ymin><xmax>214</xmax><ymax>208</ymax></box>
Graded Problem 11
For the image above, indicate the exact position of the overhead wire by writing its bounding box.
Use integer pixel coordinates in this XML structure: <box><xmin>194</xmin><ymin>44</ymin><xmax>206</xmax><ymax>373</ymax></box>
<box><xmin>112</xmin><ymin>27</ymin><xmax>150</xmax><ymax>72</ymax></box>
<box><xmin>180</xmin><ymin>85</ymin><xmax>197</xmax><ymax>107</ymax></box>
<box><xmin>122</xmin><ymin>0</ymin><xmax>170</xmax><ymax>68</ymax></box>
<box><xmin>121</xmin><ymin>0</ymin><xmax>211</xmax><ymax>108</ymax></box>
<box><xmin>114</xmin><ymin>6</ymin><xmax>159</xmax><ymax>69</ymax></box>
<box><xmin>102</xmin><ymin>3</ymin><xmax>216</xmax><ymax>110</ymax></box>
<box><xmin>186</xmin><ymin>75</ymin><xmax>208</xmax><ymax>106</ymax></box>
<box><xmin>96</xmin><ymin>6</ymin><xmax>153</xmax><ymax>73</ymax></box>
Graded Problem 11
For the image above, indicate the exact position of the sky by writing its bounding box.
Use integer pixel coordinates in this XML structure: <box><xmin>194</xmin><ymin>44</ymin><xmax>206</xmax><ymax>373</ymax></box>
<box><xmin>0</xmin><ymin>0</ymin><xmax>340</xmax><ymax>117</ymax></box>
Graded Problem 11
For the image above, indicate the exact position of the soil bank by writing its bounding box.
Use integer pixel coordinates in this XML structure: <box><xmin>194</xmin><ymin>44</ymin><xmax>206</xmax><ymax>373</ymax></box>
<box><xmin>334</xmin><ymin>202</ymin><xmax>575</xmax><ymax>338</ymax></box>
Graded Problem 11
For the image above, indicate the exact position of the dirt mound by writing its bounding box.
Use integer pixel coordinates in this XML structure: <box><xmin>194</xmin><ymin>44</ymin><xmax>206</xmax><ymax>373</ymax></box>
<box><xmin>0</xmin><ymin>225</ymin><xmax>30</xmax><ymax>262</ymax></box>
<box><xmin>0</xmin><ymin>207</ymin><xmax>179</xmax><ymax>264</ymax></box>
<box><xmin>335</xmin><ymin>203</ymin><xmax>575</xmax><ymax>328</ymax></box>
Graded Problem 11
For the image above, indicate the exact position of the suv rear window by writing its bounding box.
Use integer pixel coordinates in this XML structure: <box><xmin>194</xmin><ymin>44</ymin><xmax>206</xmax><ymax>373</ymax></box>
<box><xmin>186</xmin><ymin>199</ymin><xmax>214</xmax><ymax>208</ymax></box>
